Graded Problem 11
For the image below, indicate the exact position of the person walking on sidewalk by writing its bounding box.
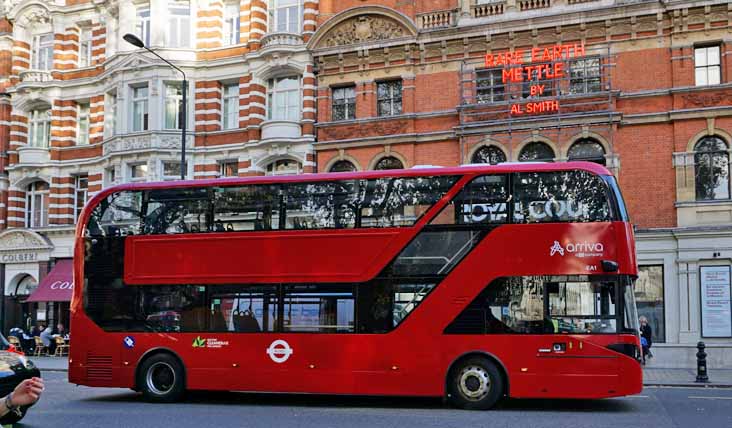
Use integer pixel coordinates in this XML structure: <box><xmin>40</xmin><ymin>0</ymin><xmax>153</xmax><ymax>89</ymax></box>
<box><xmin>639</xmin><ymin>316</ymin><xmax>653</xmax><ymax>364</ymax></box>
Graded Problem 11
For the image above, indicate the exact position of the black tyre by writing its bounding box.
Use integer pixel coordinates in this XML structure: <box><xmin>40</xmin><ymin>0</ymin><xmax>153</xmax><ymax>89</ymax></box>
<box><xmin>447</xmin><ymin>357</ymin><xmax>504</xmax><ymax>410</ymax></box>
<box><xmin>137</xmin><ymin>353</ymin><xmax>185</xmax><ymax>403</ymax></box>
<box><xmin>0</xmin><ymin>405</ymin><xmax>29</xmax><ymax>424</ymax></box>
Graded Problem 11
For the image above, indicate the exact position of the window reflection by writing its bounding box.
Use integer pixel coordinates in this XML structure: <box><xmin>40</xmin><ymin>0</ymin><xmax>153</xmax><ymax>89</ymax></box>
<box><xmin>445</xmin><ymin>276</ymin><xmax>627</xmax><ymax>335</ymax></box>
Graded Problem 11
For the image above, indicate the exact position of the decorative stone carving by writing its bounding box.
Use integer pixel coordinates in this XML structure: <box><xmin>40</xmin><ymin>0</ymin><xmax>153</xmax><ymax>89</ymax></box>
<box><xmin>103</xmin><ymin>134</ymin><xmax>192</xmax><ymax>155</ymax></box>
<box><xmin>0</xmin><ymin>0</ymin><xmax>22</xmax><ymax>16</ymax></box>
<box><xmin>323</xmin><ymin>15</ymin><xmax>407</xmax><ymax>47</ymax></box>
<box><xmin>0</xmin><ymin>230</ymin><xmax>52</xmax><ymax>251</ymax></box>
<box><xmin>681</xmin><ymin>91</ymin><xmax>732</xmax><ymax>109</ymax></box>
<box><xmin>320</xmin><ymin>119</ymin><xmax>408</xmax><ymax>141</ymax></box>
<box><xmin>14</xmin><ymin>4</ymin><xmax>51</xmax><ymax>27</ymax></box>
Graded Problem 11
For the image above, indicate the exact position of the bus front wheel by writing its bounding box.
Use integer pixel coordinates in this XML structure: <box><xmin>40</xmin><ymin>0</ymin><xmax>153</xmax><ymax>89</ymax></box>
<box><xmin>448</xmin><ymin>357</ymin><xmax>504</xmax><ymax>410</ymax></box>
<box><xmin>137</xmin><ymin>353</ymin><xmax>185</xmax><ymax>403</ymax></box>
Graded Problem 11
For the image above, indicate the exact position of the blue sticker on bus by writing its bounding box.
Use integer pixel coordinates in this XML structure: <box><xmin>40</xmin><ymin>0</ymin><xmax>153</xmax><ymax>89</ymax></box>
<box><xmin>123</xmin><ymin>336</ymin><xmax>135</xmax><ymax>349</ymax></box>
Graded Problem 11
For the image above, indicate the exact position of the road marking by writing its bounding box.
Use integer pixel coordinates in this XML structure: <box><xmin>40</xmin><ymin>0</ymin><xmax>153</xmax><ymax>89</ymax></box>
<box><xmin>626</xmin><ymin>395</ymin><xmax>650</xmax><ymax>399</ymax></box>
<box><xmin>688</xmin><ymin>396</ymin><xmax>732</xmax><ymax>400</ymax></box>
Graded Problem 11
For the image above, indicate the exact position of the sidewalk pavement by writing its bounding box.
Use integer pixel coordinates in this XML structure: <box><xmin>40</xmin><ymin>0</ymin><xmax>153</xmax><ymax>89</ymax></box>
<box><xmin>26</xmin><ymin>356</ymin><xmax>732</xmax><ymax>387</ymax></box>
<box><xmin>642</xmin><ymin>367</ymin><xmax>732</xmax><ymax>387</ymax></box>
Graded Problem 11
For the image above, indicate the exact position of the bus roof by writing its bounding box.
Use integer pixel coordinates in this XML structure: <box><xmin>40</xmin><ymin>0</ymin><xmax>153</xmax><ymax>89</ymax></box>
<box><xmin>88</xmin><ymin>161</ymin><xmax>612</xmax><ymax>204</ymax></box>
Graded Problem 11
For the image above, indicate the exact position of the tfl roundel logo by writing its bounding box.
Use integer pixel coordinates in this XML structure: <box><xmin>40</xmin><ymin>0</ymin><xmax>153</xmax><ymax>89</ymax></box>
<box><xmin>266</xmin><ymin>339</ymin><xmax>293</xmax><ymax>364</ymax></box>
<box><xmin>123</xmin><ymin>336</ymin><xmax>135</xmax><ymax>349</ymax></box>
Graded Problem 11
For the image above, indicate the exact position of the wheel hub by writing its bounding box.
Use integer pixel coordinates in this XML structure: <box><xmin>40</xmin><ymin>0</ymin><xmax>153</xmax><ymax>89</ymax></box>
<box><xmin>458</xmin><ymin>365</ymin><xmax>491</xmax><ymax>401</ymax></box>
<box><xmin>146</xmin><ymin>361</ymin><xmax>176</xmax><ymax>395</ymax></box>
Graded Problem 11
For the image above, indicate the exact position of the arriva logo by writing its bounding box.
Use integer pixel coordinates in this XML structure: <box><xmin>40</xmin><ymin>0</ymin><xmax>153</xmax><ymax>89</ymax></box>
<box><xmin>550</xmin><ymin>241</ymin><xmax>565</xmax><ymax>256</ymax></box>
<box><xmin>550</xmin><ymin>240</ymin><xmax>604</xmax><ymax>258</ymax></box>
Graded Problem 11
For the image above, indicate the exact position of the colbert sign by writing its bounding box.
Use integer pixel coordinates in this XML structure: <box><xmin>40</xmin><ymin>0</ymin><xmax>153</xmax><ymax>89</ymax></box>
<box><xmin>484</xmin><ymin>43</ymin><xmax>586</xmax><ymax>115</ymax></box>
<box><xmin>50</xmin><ymin>280</ymin><xmax>74</xmax><ymax>291</ymax></box>
<box><xmin>1</xmin><ymin>252</ymin><xmax>38</xmax><ymax>263</ymax></box>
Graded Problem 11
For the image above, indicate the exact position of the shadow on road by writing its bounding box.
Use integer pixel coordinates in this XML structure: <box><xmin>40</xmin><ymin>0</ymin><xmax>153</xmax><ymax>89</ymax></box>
<box><xmin>81</xmin><ymin>389</ymin><xmax>638</xmax><ymax>413</ymax></box>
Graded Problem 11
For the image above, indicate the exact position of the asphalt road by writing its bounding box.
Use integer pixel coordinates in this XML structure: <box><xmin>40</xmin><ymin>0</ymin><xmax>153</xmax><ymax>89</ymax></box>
<box><xmin>15</xmin><ymin>372</ymin><xmax>732</xmax><ymax>428</ymax></box>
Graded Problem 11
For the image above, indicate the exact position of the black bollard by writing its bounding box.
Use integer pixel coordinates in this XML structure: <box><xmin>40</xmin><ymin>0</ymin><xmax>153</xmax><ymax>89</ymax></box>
<box><xmin>696</xmin><ymin>341</ymin><xmax>709</xmax><ymax>383</ymax></box>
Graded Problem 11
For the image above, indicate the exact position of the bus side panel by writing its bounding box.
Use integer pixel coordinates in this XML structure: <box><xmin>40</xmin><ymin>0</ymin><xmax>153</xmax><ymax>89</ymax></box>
<box><xmin>123</xmin><ymin>230</ymin><xmax>407</xmax><ymax>284</ymax></box>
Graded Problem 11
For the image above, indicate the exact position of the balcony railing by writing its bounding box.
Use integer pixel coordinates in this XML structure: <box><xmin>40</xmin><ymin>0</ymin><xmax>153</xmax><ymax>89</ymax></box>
<box><xmin>18</xmin><ymin>69</ymin><xmax>53</xmax><ymax>83</ymax></box>
<box><xmin>417</xmin><ymin>9</ymin><xmax>458</xmax><ymax>30</ymax></box>
<box><xmin>472</xmin><ymin>1</ymin><xmax>506</xmax><ymax>18</ymax></box>
<box><xmin>518</xmin><ymin>0</ymin><xmax>551</xmax><ymax>11</ymax></box>
<box><xmin>260</xmin><ymin>32</ymin><xmax>304</xmax><ymax>49</ymax></box>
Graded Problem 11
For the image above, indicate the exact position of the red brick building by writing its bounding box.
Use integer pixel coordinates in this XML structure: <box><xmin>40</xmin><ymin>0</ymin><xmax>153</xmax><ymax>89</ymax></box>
<box><xmin>1</xmin><ymin>0</ymin><xmax>731</xmax><ymax>367</ymax></box>
<box><xmin>310</xmin><ymin>1</ymin><xmax>732</xmax><ymax>367</ymax></box>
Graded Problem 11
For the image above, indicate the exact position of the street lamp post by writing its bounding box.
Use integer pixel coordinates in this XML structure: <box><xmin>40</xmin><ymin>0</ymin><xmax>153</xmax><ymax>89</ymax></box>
<box><xmin>123</xmin><ymin>33</ymin><xmax>187</xmax><ymax>180</ymax></box>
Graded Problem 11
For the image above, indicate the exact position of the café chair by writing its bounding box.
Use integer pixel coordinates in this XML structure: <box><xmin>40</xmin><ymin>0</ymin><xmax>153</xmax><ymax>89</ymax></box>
<box><xmin>54</xmin><ymin>336</ymin><xmax>69</xmax><ymax>357</ymax></box>
<box><xmin>34</xmin><ymin>336</ymin><xmax>47</xmax><ymax>356</ymax></box>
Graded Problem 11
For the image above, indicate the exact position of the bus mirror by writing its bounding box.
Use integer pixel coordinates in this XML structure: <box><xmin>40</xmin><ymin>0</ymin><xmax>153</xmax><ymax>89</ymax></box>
<box><xmin>601</xmin><ymin>260</ymin><xmax>619</xmax><ymax>272</ymax></box>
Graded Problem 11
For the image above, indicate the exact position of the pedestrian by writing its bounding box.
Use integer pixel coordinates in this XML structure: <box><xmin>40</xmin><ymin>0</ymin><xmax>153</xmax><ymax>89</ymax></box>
<box><xmin>40</xmin><ymin>325</ymin><xmax>55</xmax><ymax>355</ymax></box>
<box><xmin>639</xmin><ymin>315</ymin><xmax>653</xmax><ymax>364</ymax></box>
<box><xmin>0</xmin><ymin>377</ymin><xmax>43</xmax><ymax>418</ymax></box>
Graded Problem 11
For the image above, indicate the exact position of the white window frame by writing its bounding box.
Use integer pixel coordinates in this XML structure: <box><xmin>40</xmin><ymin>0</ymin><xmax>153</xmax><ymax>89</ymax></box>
<box><xmin>25</xmin><ymin>182</ymin><xmax>49</xmax><ymax>228</ymax></box>
<box><xmin>167</xmin><ymin>1</ymin><xmax>191</xmax><ymax>48</ymax></box>
<box><xmin>77</xmin><ymin>103</ymin><xmax>90</xmax><ymax>145</ymax></box>
<box><xmin>74</xmin><ymin>175</ymin><xmax>89</xmax><ymax>221</ymax></box>
<box><xmin>268</xmin><ymin>0</ymin><xmax>302</xmax><ymax>34</ymax></box>
<box><xmin>136</xmin><ymin>5</ymin><xmax>151</xmax><ymax>46</ymax></box>
<box><xmin>131</xmin><ymin>84</ymin><xmax>149</xmax><ymax>132</ymax></box>
<box><xmin>79</xmin><ymin>28</ymin><xmax>93</xmax><ymax>67</ymax></box>
<box><xmin>28</xmin><ymin>109</ymin><xmax>51</xmax><ymax>148</ymax></box>
<box><xmin>223</xmin><ymin>2</ymin><xmax>241</xmax><ymax>45</ymax></box>
<box><xmin>164</xmin><ymin>83</ymin><xmax>183</xmax><ymax>130</ymax></box>
<box><xmin>104</xmin><ymin>91</ymin><xmax>117</xmax><ymax>138</ymax></box>
<box><xmin>222</xmin><ymin>83</ymin><xmax>239</xmax><ymax>129</ymax></box>
<box><xmin>31</xmin><ymin>33</ymin><xmax>54</xmax><ymax>70</ymax></box>
<box><xmin>695</xmin><ymin>45</ymin><xmax>721</xmax><ymax>86</ymax></box>
<box><xmin>128</xmin><ymin>163</ymin><xmax>148</xmax><ymax>182</ymax></box>
<box><xmin>267</xmin><ymin>76</ymin><xmax>301</xmax><ymax>121</ymax></box>
<box><xmin>220</xmin><ymin>160</ymin><xmax>238</xmax><ymax>177</ymax></box>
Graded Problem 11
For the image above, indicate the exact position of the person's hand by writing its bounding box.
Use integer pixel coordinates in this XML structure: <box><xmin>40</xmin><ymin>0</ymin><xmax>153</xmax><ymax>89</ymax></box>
<box><xmin>10</xmin><ymin>377</ymin><xmax>44</xmax><ymax>407</ymax></box>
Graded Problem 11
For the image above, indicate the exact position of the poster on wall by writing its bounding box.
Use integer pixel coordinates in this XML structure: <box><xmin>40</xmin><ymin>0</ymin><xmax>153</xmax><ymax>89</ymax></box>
<box><xmin>700</xmin><ymin>266</ymin><xmax>732</xmax><ymax>338</ymax></box>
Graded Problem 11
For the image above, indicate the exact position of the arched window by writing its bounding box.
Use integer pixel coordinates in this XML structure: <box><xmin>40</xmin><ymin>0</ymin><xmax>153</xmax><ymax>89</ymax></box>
<box><xmin>26</xmin><ymin>181</ymin><xmax>50</xmax><ymax>228</ymax></box>
<box><xmin>694</xmin><ymin>136</ymin><xmax>730</xmax><ymax>200</ymax></box>
<box><xmin>329</xmin><ymin>160</ymin><xmax>357</xmax><ymax>173</ymax></box>
<box><xmin>374</xmin><ymin>156</ymin><xmax>404</xmax><ymax>170</ymax></box>
<box><xmin>568</xmin><ymin>138</ymin><xmax>606</xmax><ymax>165</ymax></box>
<box><xmin>471</xmin><ymin>145</ymin><xmax>507</xmax><ymax>165</ymax></box>
<box><xmin>266</xmin><ymin>159</ymin><xmax>302</xmax><ymax>176</ymax></box>
<box><xmin>518</xmin><ymin>142</ymin><xmax>555</xmax><ymax>162</ymax></box>
<box><xmin>14</xmin><ymin>274</ymin><xmax>38</xmax><ymax>297</ymax></box>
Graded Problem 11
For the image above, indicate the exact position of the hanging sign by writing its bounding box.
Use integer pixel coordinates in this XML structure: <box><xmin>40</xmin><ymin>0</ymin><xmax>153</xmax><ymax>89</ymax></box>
<box><xmin>484</xmin><ymin>43</ymin><xmax>586</xmax><ymax>116</ymax></box>
<box><xmin>700</xmin><ymin>266</ymin><xmax>732</xmax><ymax>338</ymax></box>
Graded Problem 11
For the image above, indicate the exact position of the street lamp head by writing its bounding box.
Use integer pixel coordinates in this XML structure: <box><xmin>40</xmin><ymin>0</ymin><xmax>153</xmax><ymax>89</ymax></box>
<box><xmin>123</xmin><ymin>33</ymin><xmax>145</xmax><ymax>48</ymax></box>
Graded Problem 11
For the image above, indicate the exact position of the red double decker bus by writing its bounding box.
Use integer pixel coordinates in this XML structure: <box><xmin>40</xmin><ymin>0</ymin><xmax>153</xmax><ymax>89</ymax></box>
<box><xmin>69</xmin><ymin>162</ymin><xmax>642</xmax><ymax>409</ymax></box>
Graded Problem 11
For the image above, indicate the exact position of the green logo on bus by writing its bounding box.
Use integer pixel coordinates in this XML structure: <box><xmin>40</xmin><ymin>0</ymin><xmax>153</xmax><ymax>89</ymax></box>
<box><xmin>192</xmin><ymin>336</ymin><xmax>206</xmax><ymax>348</ymax></box>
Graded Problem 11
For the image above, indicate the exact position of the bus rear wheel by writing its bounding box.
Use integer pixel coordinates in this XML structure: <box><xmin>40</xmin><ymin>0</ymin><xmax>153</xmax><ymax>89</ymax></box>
<box><xmin>448</xmin><ymin>357</ymin><xmax>504</xmax><ymax>410</ymax></box>
<box><xmin>137</xmin><ymin>353</ymin><xmax>185</xmax><ymax>403</ymax></box>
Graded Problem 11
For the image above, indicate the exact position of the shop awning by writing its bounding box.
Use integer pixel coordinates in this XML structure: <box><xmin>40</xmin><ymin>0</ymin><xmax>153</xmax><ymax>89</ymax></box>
<box><xmin>26</xmin><ymin>259</ymin><xmax>74</xmax><ymax>302</ymax></box>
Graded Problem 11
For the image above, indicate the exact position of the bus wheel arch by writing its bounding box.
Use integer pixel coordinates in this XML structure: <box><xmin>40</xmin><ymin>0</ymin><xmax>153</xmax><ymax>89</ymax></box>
<box><xmin>445</xmin><ymin>351</ymin><xmax>509</xmax><ymax>410</ymax></box>
<box><xmin>135</xmin><ymin>348</ymin><xmax>187</xmax><ymax>402</ymax></box>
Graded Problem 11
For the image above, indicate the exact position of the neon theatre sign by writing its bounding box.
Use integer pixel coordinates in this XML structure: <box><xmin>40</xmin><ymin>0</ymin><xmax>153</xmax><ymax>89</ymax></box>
<box><xmin>484</xmin><ymin>43</ymin><xmax>586</xmax><ymax>115</ymax></box>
